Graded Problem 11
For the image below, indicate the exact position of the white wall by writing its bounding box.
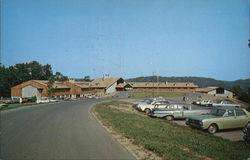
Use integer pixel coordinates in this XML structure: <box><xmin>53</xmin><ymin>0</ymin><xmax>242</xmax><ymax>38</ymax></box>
<box><xmin>106</xmin><ymin>82</ymin><xmax>117</xmax><ymax>93</ymax></box>
<box><xmin>208</xmin><ymin>89</ymin><xmax>233</xmax><ymax>98</ymax></box>
<box><xmin>223</xmin><ymin>90</ymin><xmax>233</xmax><ymax>98</ymax></box>
<box><xmin>22</xmin><ymin>85</ymin><xmax>42</xmax><ymax>99</ymax></box>
<box><xmin>208</xmin><ymin>90</ymin><xmax>216</xmax><ymax>95</ymax></box>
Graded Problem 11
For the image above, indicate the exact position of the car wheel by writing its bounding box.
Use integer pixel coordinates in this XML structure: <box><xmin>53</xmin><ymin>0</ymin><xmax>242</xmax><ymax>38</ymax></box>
<box><xmin>208</xmin><ymin>124</ymin><xmax>217</xmax><ymax>134</ymax></box>
<box><xmin>245</xmin><ymin>122</ymin><xmax>250</xmax><ymax>127</ymax></box>
<box><xmin>165</xmin><ymin>115</ymin><xmax>174</xmax><ymax>121</ymax></box>
<box><xmin>144</xmin><ymin>108</ymin><xmax>151</xmax><ymax>114</ymax></box>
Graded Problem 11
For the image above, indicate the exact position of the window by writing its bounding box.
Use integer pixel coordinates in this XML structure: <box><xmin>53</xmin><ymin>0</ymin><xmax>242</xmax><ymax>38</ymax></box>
<box><xmin>227</xmin><ymin>109</ymin><xmax>235</xmax><ymax>117</ymax></box>
<box><xmin>216</xmin><ymin>109</ymin><xmax>226</xmax><ymax>116</ymax></box>
<box><xmin>183</xmin><ymin>106</ymin><xmax>188</xmax><ymax>110</ymax></box>
<box><xmin>216</xmin><ymin>87</ymin><xmax>225</xmax><ymax>94</ymax></box>
<box><xmin>235</xmin><ymin>109</ymin><xmax>246</xmax><ymax>116</ymax></box>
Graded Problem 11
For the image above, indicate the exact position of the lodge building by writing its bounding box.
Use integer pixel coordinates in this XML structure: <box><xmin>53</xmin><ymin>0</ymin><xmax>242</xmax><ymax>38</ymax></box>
<box><xmin>129</xmin><ymin>82</ymin><xmax>198</xmax><ymax>92</ymax></box>
<box><xmin>11</xmin><ymin>75</ymin><xmax>198</xmax><ymax>100</ymax></box>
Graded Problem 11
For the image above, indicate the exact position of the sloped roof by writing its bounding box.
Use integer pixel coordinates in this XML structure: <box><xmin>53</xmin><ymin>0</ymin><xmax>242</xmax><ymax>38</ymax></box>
<box><xmin>73</xmin><ymin>82</ymin><xmax>91</xmax><ymax>88</ymax></box>
<box><xmin>128</xmin><ymin>82</ymin><xmax>198</xmax><ymax>88</ymax></box>
<box><xmin>24</xmin><ymin>84</ymin><xmax>43</xmax><ymax>89</ymax></box>
<box><xmin>116</xmin><ymin>82</ymin><xmax>133</xmax><ymax>88</ymax></box>
<box><xmin>33</xmin><ymin>80</ymin><xmax>70</xmax><ymax>89</ymax></box>
<box><xmin>90</xmin><ymin>77</ymin><xmax>122</xmax><ymax>88</ymax></box>
<box><xmin>195</xmin><ymin>87</ymin><xmax>219</xmax><ymax>93</ymax></box>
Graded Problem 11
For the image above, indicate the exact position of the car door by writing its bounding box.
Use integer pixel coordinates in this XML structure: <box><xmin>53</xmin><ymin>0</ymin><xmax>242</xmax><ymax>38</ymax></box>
<box><xmin>182</xmin><ymin>106</ymin><xmax>192</xmax><ymax>118</ymax></box>
<box><xmin>173</xmin><ymin>105</ymin><xmax>183</xmax><ymax>118</ymax></box>
<box><xmin>222</xmin><ymin>109</ymin><xmax>237</xmax><ymax>129</ymax></box>
<box><xmin>234</xmin><ymin>109</ymin><xmax>249</xmax><ymax>128</ymax></box>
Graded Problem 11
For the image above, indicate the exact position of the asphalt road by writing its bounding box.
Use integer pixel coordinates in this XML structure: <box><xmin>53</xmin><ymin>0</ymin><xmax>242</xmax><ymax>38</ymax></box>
<box><xmin>0</xmin><ymin>99</ymin><xmax>135</xmax><ymax>160</ymax></box>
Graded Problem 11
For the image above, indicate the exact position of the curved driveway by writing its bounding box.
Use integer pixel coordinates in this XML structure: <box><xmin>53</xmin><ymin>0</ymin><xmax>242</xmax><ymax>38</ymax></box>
<box><xmin>1</xmin><ymin>100</ymin><xmax>134</xmax><ymax>160</ymax></box>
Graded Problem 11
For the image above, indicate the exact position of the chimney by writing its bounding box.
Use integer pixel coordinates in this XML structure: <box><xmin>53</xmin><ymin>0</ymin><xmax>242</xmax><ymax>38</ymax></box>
<box><xmin>103</xmin><ymin>74</ymin><xmax>110</xmax><ymax>80</ymax></box>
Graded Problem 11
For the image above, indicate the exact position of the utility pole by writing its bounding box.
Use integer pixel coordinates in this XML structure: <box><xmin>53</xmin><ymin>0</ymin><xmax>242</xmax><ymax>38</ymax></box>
<box><xmin>248</xmin><ymin>39</ymin><xmax>250</xmax><ymax>79</ymax></box>
<box><xmin>153</xmin><ymin>72</ymin><xmax>155</xmax><ymax>98</ymax></box>
<box><xmin>157</xmin><ymin>74</ymin><xmax>159</xmax><ymax>96</ymax></box>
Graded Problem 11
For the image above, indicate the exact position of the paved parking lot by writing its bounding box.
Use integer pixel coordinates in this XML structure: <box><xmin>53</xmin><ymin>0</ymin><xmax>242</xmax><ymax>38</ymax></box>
<box><xmin>172</xmin><ymin>120</ymin><xmax>244</xmax><ymax>141</ymax></box>
<box><xmin>129</xmin><ymin>93</ymin><xmax>247</xmax><ymax>142</ymax></box>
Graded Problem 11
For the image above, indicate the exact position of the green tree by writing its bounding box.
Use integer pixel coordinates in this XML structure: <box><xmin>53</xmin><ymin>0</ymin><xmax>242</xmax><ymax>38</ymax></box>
<box><xmin>54</xmin><ymin>72</ymin><xmax>69</xmax><ymax>82</ymax></box>
<box><xmin>0</xmin><ymin>61</ymin><xmax>54</xmax><ymax>97</ymax></box>
<box><xmin>47</xmin><ymin>77</ymin><xmax>55</xmax><ymax>98</ymax></box>
<box><xmin>0</xmin><ymin>65</ymin><xmax>10</xmax><ymax>97</ymax></box>
<box><xmin>232</xmin><ymin>85</ymin><xmax>242</xmax><ymax>97</ymax></box>
<box><xmin>83</xmin><ymin>75</ymin><xmax>91</xmax><ymax>82</ymax></box>
<box><xmin>232</xmin><ymin>85</ymin><xmax>250</xmax><ymax>103</ymax></box>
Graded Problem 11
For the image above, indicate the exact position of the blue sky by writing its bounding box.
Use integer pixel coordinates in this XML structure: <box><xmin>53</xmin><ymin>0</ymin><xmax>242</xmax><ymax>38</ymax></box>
<box><xmin>1</xmin><ymin>0</ymin><xmax>249</xmax><ymax>81</ymax></box>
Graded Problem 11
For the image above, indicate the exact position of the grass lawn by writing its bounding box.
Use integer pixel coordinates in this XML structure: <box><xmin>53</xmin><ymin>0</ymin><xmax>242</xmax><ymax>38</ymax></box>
<box><xmin>93</xmin><ymin>101</ymin><xmax>250</xmax><ymax>160</ymax></box>
<box><xmin>128</xmin><ymin>91</ymin><xmax>186</xmax><ymax>99</ymax></box>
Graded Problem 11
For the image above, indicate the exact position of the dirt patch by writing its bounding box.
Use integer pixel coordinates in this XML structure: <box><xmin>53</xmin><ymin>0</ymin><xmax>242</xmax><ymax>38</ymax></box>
<box><xmin>91</xmin><ymin>103</ymin><xmax>162</xmax><ymax>160</ymax></box>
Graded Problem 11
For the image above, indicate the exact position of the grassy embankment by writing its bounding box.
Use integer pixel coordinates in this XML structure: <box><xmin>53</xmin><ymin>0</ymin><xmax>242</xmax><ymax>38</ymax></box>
<box><xmin>128</xmin><ymin>91</ymin><xmax>186</xmax><ymax>99</ymax></box>
<box><xmin>93</xmin><ymin>101</ymin><xmax>250</xmax><ymax>160</ymax></box>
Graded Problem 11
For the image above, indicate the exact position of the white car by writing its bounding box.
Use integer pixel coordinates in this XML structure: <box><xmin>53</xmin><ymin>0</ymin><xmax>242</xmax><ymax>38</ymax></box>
<box><xmin>137</xmin><ymin>100</ymin><xmax>169</xmax><ymax>114</ymax></box>
<box><xmin>212</xmin><ymin>101</ymin><xmax>240</xmax><ymax>108</ymax></box>
<box><xmin>36</xmin><ymin>99</ymin><xmax>50</xmax><ymax>103</ymax></box>
<box><xmin>200</xmin><ymin>100</ymin><xmax>213</xmax><ymax>106</ymax></box>
<box><xmin>132</xmin><ymin>98</ymin><xmax>154</xmax><ymax>108</ymax></box>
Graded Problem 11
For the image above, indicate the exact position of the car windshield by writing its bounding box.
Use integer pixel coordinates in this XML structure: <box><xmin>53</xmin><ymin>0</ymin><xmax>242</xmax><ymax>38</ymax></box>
<box><xmin>210</xmin><ymin>109</ymin><xmax>226</xmax><ymax>116</ymax></box>
<box><xmin>145</xmin><ymin>99</ymin><xmax>153</xmax><ymax>104</ymax></box>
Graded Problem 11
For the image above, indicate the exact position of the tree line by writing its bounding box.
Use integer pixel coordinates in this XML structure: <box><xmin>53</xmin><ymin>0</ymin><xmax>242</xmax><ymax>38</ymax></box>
<box><xmin>0</xmin><ymin>61</ymin><xmax>68</xmax><ymax>97</ymax></box>
<box><xmin>0</xmin><ymin>61</ymin><xmax>93</xmax><ymax>98</ymax></box>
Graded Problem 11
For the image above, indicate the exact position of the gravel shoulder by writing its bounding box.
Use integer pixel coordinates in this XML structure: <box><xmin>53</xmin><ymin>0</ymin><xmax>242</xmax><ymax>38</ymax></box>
<box><xmin>91</xmin><ymin>101</ymin><xmax>162</xmax><ymax>160</ymax></box>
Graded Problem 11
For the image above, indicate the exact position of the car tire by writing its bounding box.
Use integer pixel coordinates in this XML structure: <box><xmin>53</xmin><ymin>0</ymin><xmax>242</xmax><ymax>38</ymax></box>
<box><xmin>144</xmin><ymin>108</ymin><xmax>151</xmax><ymax>114</ymax></box>
<box><xmin>165</xmin><ymin>115</ymin><xmax>174</xmax><ymax>121</ymax></box>
<box><xmin>245</xmin><ymin>122</ymin><xmax>250</xmax><ymax>127</ymax></box>
<box><xmin>208</xmin><ymin>124</ymin><xmax>217</xmax><ymax>134</ymax></box>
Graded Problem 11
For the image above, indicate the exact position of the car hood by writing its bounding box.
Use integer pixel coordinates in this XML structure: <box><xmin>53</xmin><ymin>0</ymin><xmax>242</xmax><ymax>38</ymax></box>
<box><xmin>187</xmin><ymin>115</ymin><xmax>217</xmax><ymax>121</ymax></box>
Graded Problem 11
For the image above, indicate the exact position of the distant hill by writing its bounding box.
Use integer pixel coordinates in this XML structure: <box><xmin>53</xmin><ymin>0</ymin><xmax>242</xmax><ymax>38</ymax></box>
<box><xmin>126</xmin><ymin>76</ymin><xmax>250</xmax><ymax>91</ymax></box>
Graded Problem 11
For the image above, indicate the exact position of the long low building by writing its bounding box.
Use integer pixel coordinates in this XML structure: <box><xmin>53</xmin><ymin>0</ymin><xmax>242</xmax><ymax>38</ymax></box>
<box><xmin>11</xmin><ymin>75</ymin><xmax>199</xmax><ymax>100</ymax></box>
<box><xmin>11</xmin><ymin>75</ymin><xmax>127</xmax><ymax>100</ymax></box>
<box><xmin>196</xmin><ymin>86</ymin><xmax>233</xmax><ymax>98</ymax></box>
<box><xmin>128</xmin><ymin>82</ymin><xmax>198</xmax><ymax>92</ymax></box>
<box><xmin>11</xmin><ymin>80</ymin><xmax>71</xmax><ymax>99</ymax></box>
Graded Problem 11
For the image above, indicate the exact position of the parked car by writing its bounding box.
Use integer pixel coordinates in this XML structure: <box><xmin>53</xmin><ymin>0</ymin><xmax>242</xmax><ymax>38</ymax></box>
<box><xmin>0</xmin><ymin>103</ymin><xmax>9</xmax><ymax>109</ymax></box>
<box><xmin>36</xmin><ymin>99</ymin><xmax>50</xmax><ymax>103</ymax></box>
<box><xmin>200</xmin><ymin>100</ymin><xmax>213</xmax><ymax>106</ymax></box>
<box><xmin>243</xmin><ymin>124</ymin><xmax>250</xmax><ymax>143</ymax></box>
<box><xmin>136</xmin><ymin>100</ymin><xmax>169</xmax><ymax>114</ymax></box>
<box><xmin>153</xmin><ymin>96</ymin><xmax>166</xmax><ymax>101</ymax></box>
<box><xmin>212</xmin><ymin>101</ymin><xmax>240</xmax><ymax>108</ymax></box>
<box><xmin>192</xmin><ymin>100</ymin><xmax>202</xmax><ymax>105</ymax></box>
<box><xmin>150</xmin><ymin>104</ymin><xmax>210</xmax><ymax>121</ymax></box>
<box><xmin>132</xmin><ymin>98</ymin><xmax>153</xmax><ymax>108</ymax></box>
<box><xmin>246</xmin><ymin>106</ymin><xmax>250</xmax><ymax>112</ymax></box>
<box><xmin>186</xmin><ymin>106</ymin><xmax>250</xmax><ymax>134</ymax></box>
<box><xmin>133</xmin><ymin>97</ymin><xmax>166</xmax><ymax>107</ymax></box>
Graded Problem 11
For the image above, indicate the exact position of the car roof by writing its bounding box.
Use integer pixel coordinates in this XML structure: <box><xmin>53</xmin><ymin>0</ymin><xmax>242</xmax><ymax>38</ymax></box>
<box><xmin>168</xmin><ymin>103</ymin><xmax>191</xmax><ymax>106</ymax></box>
<box><xmin>212</xmin><ymin>106</ymin><xmax>239</xmax><ymax>110</ymax></box>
